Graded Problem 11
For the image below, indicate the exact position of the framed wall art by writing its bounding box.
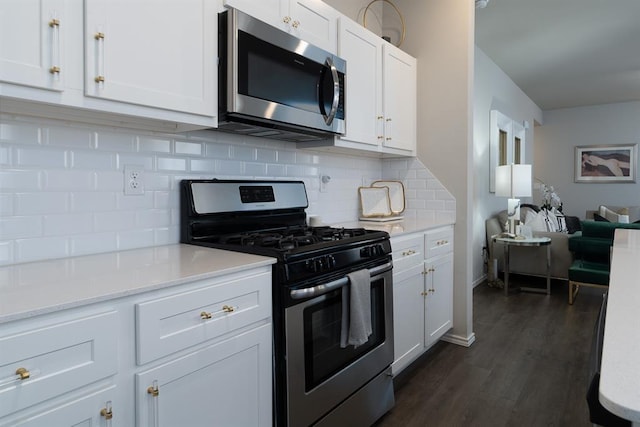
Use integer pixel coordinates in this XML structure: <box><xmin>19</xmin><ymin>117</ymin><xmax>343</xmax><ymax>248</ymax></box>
<box><xmin>574</xmin><ymin>144</ymin><xmax>637</xmax><ymax>183</ymax></box>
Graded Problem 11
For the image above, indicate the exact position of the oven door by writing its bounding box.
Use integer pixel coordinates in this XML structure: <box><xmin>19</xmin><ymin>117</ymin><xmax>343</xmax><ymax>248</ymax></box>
<box><xmin>284</xmin><ymin>262</ymin><xmax>393</xmax><ymax>427</ymax></box>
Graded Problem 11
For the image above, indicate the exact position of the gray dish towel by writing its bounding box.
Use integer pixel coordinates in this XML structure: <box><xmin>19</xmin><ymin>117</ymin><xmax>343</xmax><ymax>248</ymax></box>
<box><xmin>340</xmin><ymin>269</ymin><xmax>372</xmax><ymax>348</ymax></box>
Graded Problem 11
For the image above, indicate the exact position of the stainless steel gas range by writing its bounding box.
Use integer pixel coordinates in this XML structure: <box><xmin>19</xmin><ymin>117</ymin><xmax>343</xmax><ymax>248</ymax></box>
<box><xmin>180</xmin><ymin>179</ymin><xmax>395</xmax><ymax>427</ymax></box>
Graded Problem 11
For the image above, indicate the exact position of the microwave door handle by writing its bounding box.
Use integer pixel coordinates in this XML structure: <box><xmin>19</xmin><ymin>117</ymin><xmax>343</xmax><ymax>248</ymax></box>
<box><xmin>289</xmin><ymin>262</ymin><xmax>392</xmax><ymax>300</ymax></box>
<box><xmin>322</xmin><ymin>57</ymin><xmax>340</xmax><ymax>126</ymax></box>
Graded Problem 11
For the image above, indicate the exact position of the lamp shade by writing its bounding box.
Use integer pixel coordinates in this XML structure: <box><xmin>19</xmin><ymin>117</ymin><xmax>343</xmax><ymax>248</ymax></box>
<box><xmin>495</xmin><ymin>164</ymin><xmax>532</xmax><ymax>198</ymax></box>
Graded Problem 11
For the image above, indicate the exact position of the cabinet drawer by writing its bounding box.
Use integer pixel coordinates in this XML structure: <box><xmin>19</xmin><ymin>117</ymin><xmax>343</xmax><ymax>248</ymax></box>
<box><xmin>0</xmin><ymin>385</ymin><xmax>117</xmax><ymax>427</ymax></box>
<box><xmin>136</xmin><ymin>269</ymin><xmax>272</xmax><ymax>365</ymax></box>
<box><xmin>425</xmin><ymin>227</ymin><xmax>453</xmax><ymax>258</ymax></box>
<box><xmin>0</xmin><ymin>311</ymin><xmax>118</xmax><ymax>418</ymax></box>
<box><xmin>391</xmin><ymin>234</ymin><xmax>424</xmax><ymax>272</ymax></box>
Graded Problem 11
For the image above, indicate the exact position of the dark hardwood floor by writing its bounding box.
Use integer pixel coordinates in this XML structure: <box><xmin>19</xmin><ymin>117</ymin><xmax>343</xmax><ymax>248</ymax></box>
<box><xmin>376</xmin><ymin>277</ymin><xmax>603</xmax><ymax>427</ymax></box>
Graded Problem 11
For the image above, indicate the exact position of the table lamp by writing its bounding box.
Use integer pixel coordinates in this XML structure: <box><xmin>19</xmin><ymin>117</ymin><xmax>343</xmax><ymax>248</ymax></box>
<box><xmin>496</xmin><ymin>164</ymin><xmax>532</xmax><ymax>235</ymax></box>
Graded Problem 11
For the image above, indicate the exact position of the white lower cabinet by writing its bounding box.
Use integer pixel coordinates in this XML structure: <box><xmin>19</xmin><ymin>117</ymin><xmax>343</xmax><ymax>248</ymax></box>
<box><xmin>136</xmin><ymin>324</ymin><xmax>271</xmax><ymax>427</ymax></box>
<box><xmin>0</xmin><ymin>264</ymin><xmax>273</xmax><ymax>427</ymax></box>
<box><xmin>0</xmin><ymin>310</ymin><xmax>119</xmax><ymax>424</ymax></box>
<box><xmin>390</xmin><ymin>226</ymin><xmax>454</xmax><ymax>375</ymax></box>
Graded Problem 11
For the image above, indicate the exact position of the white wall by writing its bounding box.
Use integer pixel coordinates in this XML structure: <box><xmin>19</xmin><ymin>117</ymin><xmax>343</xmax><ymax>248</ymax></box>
<box><xmin>534</xmin><ymin>101</ymin><xmax>640</xmax><ymax>218</ymax></box>
<box><xmin>473</xmin><ymin>47</ymin><xmax>542</xmax><ymax>284</ymax></box>
<box><xmin>394</xmin><ymin>0</ymin><xmax>475</xmax><ymax>346</ymax></box>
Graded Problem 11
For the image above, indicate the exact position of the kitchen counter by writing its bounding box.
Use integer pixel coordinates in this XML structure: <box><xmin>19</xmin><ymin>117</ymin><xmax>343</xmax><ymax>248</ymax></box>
<box><xmin>599</xmin><ymin>228</ymin><xmax>640</xmax><ymax>424</ymax></box>
<box><xmin>0</xmin><ymin>244</ymin><xmax>275</xmax><ymax>324</ymax></box>
<box><xmin>335</xmin><ymin>217</ymin><xmax>454</xmax><ymax>237</ymax></box>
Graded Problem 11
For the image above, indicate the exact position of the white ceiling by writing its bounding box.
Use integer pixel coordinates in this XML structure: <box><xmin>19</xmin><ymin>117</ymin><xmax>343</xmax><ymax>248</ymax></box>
<box><xmin>474</xmin><ymin>0</ymin><xmax>640</xmax><ymax>111</ymax></box>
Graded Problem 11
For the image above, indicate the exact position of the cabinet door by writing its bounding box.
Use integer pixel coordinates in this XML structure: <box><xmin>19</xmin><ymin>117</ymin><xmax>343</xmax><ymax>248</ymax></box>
<box><xmin>84</xmin><ymin>0</ymin><xmax>216</xmax><ymax>116</ymax></box>
<box><xmin>424</xmin><ymin>253</ymin><xmax>453</xmax><ymax>348</ymax></box>
<box><xmin>223</xmin><ymin>0</ymin><xmax>288</xmax><ymax>31</ymax></box>
<box><xmin>136</xmin><ymin>324</ymin><xmax>272</xmax><ymax>427</ymax></box>
<box><xmin>391</xmin><ymin>262</ymin><xmax>425</xmax><ymax>376</ymax></box>
<box><xmin>382</xmin><ymin>43</ymin><xmax>416</xmax><ymax>153</ymax></box>
<box><xmin>337</xmin><ymin>17</ymin><xmax>382</xmax><ymax>148</ymax></box>
<box><xmin>0</xmin><ymin>0</ymin><xmax>66</xmax><ymax>91</ymax></box>
<box><xmin>289</xmin><ymin>0</ymin><xmax>338</xmax><ymax>53</ymax></box>
<box><xmin>0</xmin><ymin>386</ymin><xmax>118</xmax><ymax>427</ymax></box>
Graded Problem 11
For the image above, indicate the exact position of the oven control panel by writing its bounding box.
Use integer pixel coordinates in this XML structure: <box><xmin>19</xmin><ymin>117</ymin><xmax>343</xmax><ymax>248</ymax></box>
<box><xmin>305</xmin><ymin>255</ymin><xmax>336</xmax><ymax>273</ymax></box>
<box><xmin>360</xmin><ymin>244</ymin><xmax>385</xmax><ymax>258</ymax></box>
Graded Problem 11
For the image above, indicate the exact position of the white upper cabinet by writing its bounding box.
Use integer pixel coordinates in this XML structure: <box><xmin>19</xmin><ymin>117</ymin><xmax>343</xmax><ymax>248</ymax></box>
<box><xmin>0</xmin><ymin>0</ymin><xmax>67</xmax><ymax>92</ymax></box>
<box><xmin>224</xmin><ymin>0</ymin><xmax>338</xmax><ymax>53</ymax></box>
<box><xmin>382</xmin><ymin>43</ymin><xmax>417</xmax><ymax>153</ymax></box>
<box><xmin>302</xmin><ymin>16</ymin><xmax>416</xmax><ymax>157</ymax></box>
<box><xmin>0</xmin><ymin>0</ymin><xmax>217</xmax><ymax>131</ymax></box>
<box><xmin>84</xmin><ymin>0</ymin><xmax>217</xmax><ymax>117</ymax></box>
<box><xmin>336</xmin><ymin>16</ymin><xmax>382</xmax><ymax>148</ymax></box>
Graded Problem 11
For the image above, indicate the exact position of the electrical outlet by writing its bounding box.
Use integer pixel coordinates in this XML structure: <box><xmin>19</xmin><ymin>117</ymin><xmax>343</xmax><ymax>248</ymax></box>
<box><xmin>124</xmin><ymin>165</ymin><xmax>144</xmax><ymax>196</ymax></box>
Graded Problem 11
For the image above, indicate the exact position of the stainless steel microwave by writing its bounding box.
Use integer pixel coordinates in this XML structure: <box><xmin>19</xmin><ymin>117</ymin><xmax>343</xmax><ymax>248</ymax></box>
<box><xmin>218</xmin><ymin>9</ymin><xmax>346</xmax><ymax>142</ymax></box>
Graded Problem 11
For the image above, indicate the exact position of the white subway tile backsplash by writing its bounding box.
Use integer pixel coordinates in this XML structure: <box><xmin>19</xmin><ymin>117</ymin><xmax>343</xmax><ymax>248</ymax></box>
<box><xmin>205</xmin><ymin>142</ymin><xmax>232</xmax><ymax>158</ymax></box>
<box><xmin>277</xmin><ymin>150</ymin><xmax>296</xmax><ymax>164</ymax></box>
<box><xmin>95</xmin><ymin>131</ymin><xmax>136</xmax><ymax>152</ymax></box>
<box><xmin>0</xmin><ymin>241</ymin><xmax>12</xmax><ymax>266</ymax></box>
<box><xmin>71</xmin><ymin>192</ymin><xmax>117</xmax><ymax>212</ymax></box>
<box><xmin>95</xmin><ymin>171</ymin><xmax>124</xmax><ymax>192</ymax></box>
<box><xmin>15</xmin><ymin>236</ymin><xmax>68</xmax><ymax>263</ymax></box>
<box><xmin>0</xmin><ymin>121</ymin><xmax>41</xmax><ymax>144</ymax></box>
<box><xmin>231</xmin><ymin>145</ymin><xmax>256</xmax><ymax>161</ymax></box>
<box><xmin>94</xmin><ymin>211</ymin><xmax>136</xmax><ymax>232</ymax></box>
<box><xmin>0</xmin><ymin>115</ymin><xmax>455</xmax><ymax>265</ymax></box>
<box><xmin>217</xmin><ymin>160</ymin><xmax>243</xmax><ymax>175</ymax></box>
<box><xmin>44</xmin><ymin>170</ymin><xmax>95</xmax><ymax>191</ymax></box>
<box><xmin>1</xmin><ymin>216</ymin><xmax>43</xmax><ymax>239</ymax></box>
<box><xmin>0</xmin><ymin>194</ymin><xmax>13</xmax><ymax>216</ymax></box>
<box><xmin>15</xmin><ymin>192</ymin><xmax>69</xmax><ymax>215</ymax></box>
<box><xmin>71</xmin><ymin>150</ymin><xmax>116</xmax><ymax>170</ymax></box>
<box><xmin>136</xmin><ymin>210</ymin><xmax>171</xmax><ymax>228</ymax></box>
<box><xmin>256</xmin><ymin>148</ymin><xmax>277</xmax><ymax>163</ymax></box>
<box><xmin>266</xmin><ymin>164</ymin><xmax>286</xmax><ymax>176</ymax></box>
<box><xmin>0</xmin><ymin>171</ymin><xmax>41</xmax><ymax>191</ymax></box>
<box><xmin>46</xmin><ymin>125</ymin><xmax>93</xmax><ymax>149</ymax></box>
<box><xmin>157</xmin><ymin>157</ymin><xmax>187</xmax><ymax>171</ymax></box>
<box><xmin>116</xmin><ymin>192</ymin><xmax>154</xmax><ymax>210</ymax></box>
<box><xmin>117</xmin><ymin>228</ymin><xmax>155</xmax><ymax>250</ymax></box>
<box><xmin>175</xmin><ymin>140</ymin><xmax>203</xmax><ymax>156</ymax></box>
<box><xmin>16</xmin><ymin>147</ymin><xmax>67</xmax><ymax>168</ymax></box>
<box><xmin>70</xmin><ymin>232</ymin><xmax>118</xmax><ymax>256</ymax></box>
<box><xmin>153</xmin><ymin>191</ymin><xmax>173</xmax><ymax>210</ymax></box>
<box><xmin>138</xmin><ymin>136</ymin><xmax>172</xmax><ymax>153</ymax></box>
<box><xmin>117</xmin><ymin>155</ymin><xmax>153</xmax><ymax>171</ymax></box>
<box><xmin>190</xmin><ymin>159</ymin><xmax>216</xmax><ymax>172</ymax></box>
<box><xmin>244</xmin><ymin>162</ymin><xmax>268</xmax><ymax>176</ymax></box>
<box><xmin>0</xmin><ymin>146</ymin><xmax>9</xmax><ymax>165</ymax></box>
<box><xmin>44</xmin><ymin>213</ymin><xmax>93</xmax><ymax>236</ymax></box>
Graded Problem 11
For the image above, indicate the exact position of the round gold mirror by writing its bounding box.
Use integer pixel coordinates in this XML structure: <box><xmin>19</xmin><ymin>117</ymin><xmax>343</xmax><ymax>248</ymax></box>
<box><xmin>362</xmin><ymin>0</ymin><xmax>406</xmax><ymax>48</ymax></box>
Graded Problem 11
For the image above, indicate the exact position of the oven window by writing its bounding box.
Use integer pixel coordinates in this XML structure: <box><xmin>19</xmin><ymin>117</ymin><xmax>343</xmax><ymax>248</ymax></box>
<box><xmin>303</xmin><ymin>277</ymin><xmax>385</xmax><ymax>391</ymax></box>
<box><xmin>237</xmin><ymin>31</ymin><xmax>345</xmax><ymax>120</ymax></box>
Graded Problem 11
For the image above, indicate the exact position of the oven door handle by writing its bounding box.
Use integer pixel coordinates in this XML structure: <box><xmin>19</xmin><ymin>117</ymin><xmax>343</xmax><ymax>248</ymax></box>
<box><xmin>290</xmin><ymin>262</ymin><xmax>392</xmax><ymax>300</ymax></box>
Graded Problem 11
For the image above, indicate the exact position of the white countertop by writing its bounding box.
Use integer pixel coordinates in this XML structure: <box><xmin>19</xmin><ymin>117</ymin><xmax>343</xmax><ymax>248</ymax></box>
<box><xmin>335</xmin><ymin>217</ymin><xmax>454</xmax><ymax>237</ymax></box>
<box><xmin>599</xmin><ymin>228</ymin><xmax>640</xmax><ymax>422</ymax></box>
<box><xmin>0</xmin><ymin>244</ymin><xmax>275</xmax><ymax>324</ymax></box>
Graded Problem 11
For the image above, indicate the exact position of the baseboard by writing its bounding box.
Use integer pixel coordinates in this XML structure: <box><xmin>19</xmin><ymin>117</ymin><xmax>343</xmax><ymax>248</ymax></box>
<box><xmin>441</xmin><ymin>331</ymin><xmax>476</xmax><ymax>347</ymax></box>
<box><xmin>473</xmin><ymin>274</ymin><xmax>487</xmax><ymax>288</ymax></box>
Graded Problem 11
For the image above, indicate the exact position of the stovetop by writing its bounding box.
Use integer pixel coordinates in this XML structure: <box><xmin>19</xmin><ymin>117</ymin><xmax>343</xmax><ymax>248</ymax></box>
<box><xmin>180</xmin><ymin>179</ymin><xmax>392</xmax><ymax>284</ymax></box>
